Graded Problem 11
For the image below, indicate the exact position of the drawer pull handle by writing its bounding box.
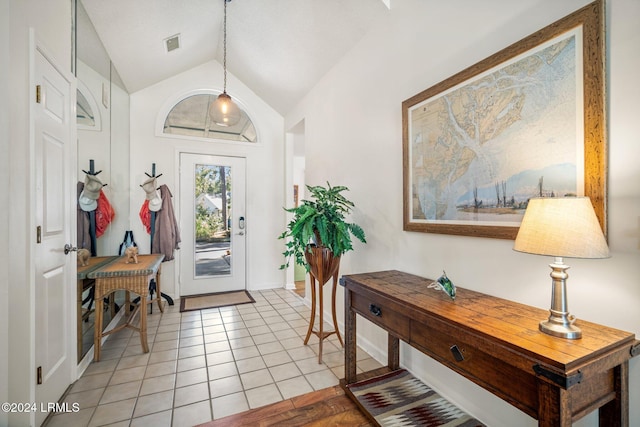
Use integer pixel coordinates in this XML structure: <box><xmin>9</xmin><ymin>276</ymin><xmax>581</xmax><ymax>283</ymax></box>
<box><xmin>450</xmin><ymin>345</ymin><xmax>465</xmax><ymax>362</ymax></box>
<box><xmin>369</xmin><ymin>304</ymin><xmax>382</xmax><ymax>317</ymax></box>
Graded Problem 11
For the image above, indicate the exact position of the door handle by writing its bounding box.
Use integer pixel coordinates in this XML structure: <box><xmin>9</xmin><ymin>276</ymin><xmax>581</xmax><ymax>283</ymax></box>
<box><xmin>64</xmin><ymin>244</ymin><xmax>78</xmax><ymax>255</ymax></box>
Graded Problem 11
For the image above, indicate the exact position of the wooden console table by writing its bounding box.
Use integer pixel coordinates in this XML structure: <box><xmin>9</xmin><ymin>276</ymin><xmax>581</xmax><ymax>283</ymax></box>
<box><xmin>76</xmin><ymin>256</ymin><xmax>117</xmax><ymax>362</ymax></box>
<box><xmin>88</xmin><ymin>254</ymin><xmax>165</xmax><ymax>361</ymax></box>
<box><xmin>342</xmin><ymin>270</ymin><xmax>638</xmax><ymax>427</ymax></box>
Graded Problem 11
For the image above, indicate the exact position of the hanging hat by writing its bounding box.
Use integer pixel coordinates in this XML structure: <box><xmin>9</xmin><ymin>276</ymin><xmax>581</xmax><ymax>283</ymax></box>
<box><xmin>148</xmin><ymin>189</ymin><xmax>163</xmax><ymax>212</ymax></box>
<box><xmin>79</xmin><ymin>193</ymin><xmax>97</xmax><ymax>212</ymax></box>
<box><xmin>141</xmin><ymin>177</ymin><xmax>158</xmax><ymax>200</ymax></box>
<box><xmin>83</xmin><ymin>174</ymin><xmax>103</xmax><ymax>200</ymax></box>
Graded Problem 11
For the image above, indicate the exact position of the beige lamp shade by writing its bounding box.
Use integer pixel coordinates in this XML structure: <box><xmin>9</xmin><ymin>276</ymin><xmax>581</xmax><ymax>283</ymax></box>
<box><xmin>513</xmin><ymin>197</ymin><xmax>609</xmax><ymax>259</ymax></box>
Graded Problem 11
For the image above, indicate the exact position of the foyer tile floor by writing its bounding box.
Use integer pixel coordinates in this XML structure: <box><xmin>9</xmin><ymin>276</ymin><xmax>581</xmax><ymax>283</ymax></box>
<box><xmin>44</xmin><ymin>288</ymin><xmax>381</xmax><ymax>427</ymax></box>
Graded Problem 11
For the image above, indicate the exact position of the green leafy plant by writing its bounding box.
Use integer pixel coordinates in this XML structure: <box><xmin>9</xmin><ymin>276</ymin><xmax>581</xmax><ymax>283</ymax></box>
<box><xmin>279</xmin><ymin>182</ymin><xmax>366</xmax><ymax>270</ymax></box>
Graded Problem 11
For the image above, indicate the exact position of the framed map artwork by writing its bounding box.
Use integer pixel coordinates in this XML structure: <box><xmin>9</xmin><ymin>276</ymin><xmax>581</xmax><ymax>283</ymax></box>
<box><xmin>402</xmin><ymin>0</ymin><xmax>605</xmax><ymax>240</ymax></box>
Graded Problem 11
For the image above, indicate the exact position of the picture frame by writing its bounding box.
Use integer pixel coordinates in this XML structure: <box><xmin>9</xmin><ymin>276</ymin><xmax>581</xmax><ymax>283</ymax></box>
<box><xmin>402</xmin><ymin>0</ymin><xmax>605</xmax><ymax>240</ymax></box>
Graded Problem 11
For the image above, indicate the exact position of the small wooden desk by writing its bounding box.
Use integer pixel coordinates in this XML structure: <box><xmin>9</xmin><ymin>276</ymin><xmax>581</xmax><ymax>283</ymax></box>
<box><xmin>342</xmin><ymin>270</ymin><xmax>638</xmax><ymax>427</ymax></box>
<box><xmin>88</xmin><ymin>254</ymin><xmax>165</xmax><ymax>361</ymax></box>
<box><xmin>76</xmin><ymin>256</ymin><xmax>118</xmax><ymax>362</ymax></box>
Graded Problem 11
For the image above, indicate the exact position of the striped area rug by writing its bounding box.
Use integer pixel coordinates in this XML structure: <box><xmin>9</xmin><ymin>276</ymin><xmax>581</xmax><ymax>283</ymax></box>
<box><xmin>346</xmin><ymin>369</ymin><xmax>485</xmax><ymax>427</ymax></box>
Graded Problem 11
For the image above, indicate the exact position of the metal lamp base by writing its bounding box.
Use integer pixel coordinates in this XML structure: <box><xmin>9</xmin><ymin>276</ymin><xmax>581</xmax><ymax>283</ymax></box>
<box><xmin>540</xmin><ymin>257</ymin><xmax>582</xmax><ymax>340</ymax></box>
<box><xmin>539</xmin><ymin>318</ymin><xmax>582</xmax><ymax>339</ymax></box>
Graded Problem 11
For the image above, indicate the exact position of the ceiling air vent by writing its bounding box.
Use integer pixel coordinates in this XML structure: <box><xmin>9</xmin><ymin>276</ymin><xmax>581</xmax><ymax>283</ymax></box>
<box><xmin>164</xmin><ymin>34</ymin><xmax>181</xmax><ymax>53</ymax></box>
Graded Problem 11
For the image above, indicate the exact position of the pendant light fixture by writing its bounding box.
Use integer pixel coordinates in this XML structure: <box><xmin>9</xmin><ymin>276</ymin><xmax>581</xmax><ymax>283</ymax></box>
<box><xmin>209</xmin><ymin>0</ymin><xmax>241</xmax><ymax>127</ymax></box>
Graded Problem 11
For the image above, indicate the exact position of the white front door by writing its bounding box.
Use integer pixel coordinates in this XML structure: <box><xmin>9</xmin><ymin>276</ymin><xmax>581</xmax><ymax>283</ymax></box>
<box><xmin>179</xmin><ymin>153</ymin><xmax>246</xmax><ymax>295</ymax></box>
<box><xmin>34</xmin><ymin>45</ymin><xmax>75</xmax><ymax>425</ymax></box>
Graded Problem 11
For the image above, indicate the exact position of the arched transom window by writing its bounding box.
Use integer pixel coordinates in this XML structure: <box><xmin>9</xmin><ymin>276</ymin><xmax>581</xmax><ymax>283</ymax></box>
<box><xmin>163</xmin><ymin>93</ymin><xmax>257</xmax><ymax>143</ymax></box>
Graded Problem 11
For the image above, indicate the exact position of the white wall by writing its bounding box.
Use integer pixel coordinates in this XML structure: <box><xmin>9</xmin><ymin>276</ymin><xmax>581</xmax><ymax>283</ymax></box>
<box><xmin>0</xmin><ymin>0</ymin><xmax>10</xmax><ymax>423</ymax></box>
<box><xmin>286</xmin><ymin>0</ymin><xmax>640</xmax><ymax>426</ymax></box>
<box><xmin>4</xmin><ymin>0</ymin><xmax>72</xmax><ymax>425</ymax></box>
<box><xmin>129</xmin><ymin>60</ymin><xmax>285</xmax><ymax>298</ymax></box>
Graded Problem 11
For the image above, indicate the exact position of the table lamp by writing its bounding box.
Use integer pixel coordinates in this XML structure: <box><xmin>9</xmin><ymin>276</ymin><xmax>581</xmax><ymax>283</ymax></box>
<box><xmin>513</xmin><ymin>197</ymin><xmax>609</xmax><ymax>339</ymax></box>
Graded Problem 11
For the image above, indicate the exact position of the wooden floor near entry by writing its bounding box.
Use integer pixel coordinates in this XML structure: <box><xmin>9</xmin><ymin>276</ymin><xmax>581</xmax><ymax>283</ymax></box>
<box><xmin>200</xmin><ymin>368</ymin><xmax>391</xmax><ymax>427</ymax></box>
<box><xmin>294</xmin><ymin>280</ymin><xmax>305</xmax><ymax>298</ymax></box>
<box><xmin>199</xmin><ymin>385</ymin><xmax>372</xmax><ymax>427</ymax></box>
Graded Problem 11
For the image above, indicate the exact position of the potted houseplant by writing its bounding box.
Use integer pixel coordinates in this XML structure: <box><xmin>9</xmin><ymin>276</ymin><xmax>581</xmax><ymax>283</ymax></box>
<box><xmin>279</xmin><ymin>182</ymin><xmax>366</xmax><ymax>272</ymax></box>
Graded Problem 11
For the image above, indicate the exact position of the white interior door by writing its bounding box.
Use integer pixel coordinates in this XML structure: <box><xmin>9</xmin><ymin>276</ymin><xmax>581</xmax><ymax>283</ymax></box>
<box><xmin>34</xmin><ymin>45</ymin><xmax>74</xmax><ymax>425</ymax></box>
<box><xmin>179</xmin><ymin>153</ymin><xmax>246</xmax><ymax>295</ymax></box>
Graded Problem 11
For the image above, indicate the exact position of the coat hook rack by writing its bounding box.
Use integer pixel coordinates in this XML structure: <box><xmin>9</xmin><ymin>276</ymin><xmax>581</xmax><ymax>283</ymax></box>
<box><xmin>138</xmin><ymin>163</ymin><xmax>174</xmax><ymax>308</ymax></box>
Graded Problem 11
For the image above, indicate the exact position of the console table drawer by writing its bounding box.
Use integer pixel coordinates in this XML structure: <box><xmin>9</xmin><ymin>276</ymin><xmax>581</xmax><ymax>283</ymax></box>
<box><xmin>351</xmin><ymin>292</ymin><xmax>410</xmax><ymax>341</ymax></box>
<box><xmin>410</xmin><ymin>318</ymin><xmax>538</xmax><ymax>417</ymax></box>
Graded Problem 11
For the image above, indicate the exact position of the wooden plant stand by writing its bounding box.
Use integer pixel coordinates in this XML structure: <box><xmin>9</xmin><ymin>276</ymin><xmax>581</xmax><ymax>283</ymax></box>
<box><xmin>303</xmin><ymin>246</ymin><xmax>343</xmax><ymax>363</ymax></box>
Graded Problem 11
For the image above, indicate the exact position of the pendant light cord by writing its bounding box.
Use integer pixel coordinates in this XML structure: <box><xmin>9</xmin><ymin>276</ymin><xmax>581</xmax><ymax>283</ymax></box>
<box><xmin>222</xmin><ymin>0</ymin><xmax>228</xmax><ymax>93</ymax></box>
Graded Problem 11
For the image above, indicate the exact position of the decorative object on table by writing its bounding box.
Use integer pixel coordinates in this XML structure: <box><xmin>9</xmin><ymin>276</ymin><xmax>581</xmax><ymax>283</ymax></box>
<box><xmin>279</xmin><ymin>182</ymin><xmax>366</xmax><ymax>363</ymax></box>
<box><xmin>428</xmin><ymin>270</ymin><xmax>456</xmax><ymax>300</ymax></box>
<box><xmin>77</xmin><ymin>248</ymin><xmax>91</xmax><ymax>266</ymax></box>
<box><xmin>402</xmin><ymin>1</ymin><xmax>605</xmax><ymax>240</ymax></box>
<box><xmin>124</xmin><ymin>246</ymin><xmax>139</xmax><ymax>264</ymax></box>
<box><xmin>118</xmin><ymin>230</ymin><xmax>138</xmax><ymax>256</ymax></box>
<box><xmin>209</xmin><ymin>0</ymin><xmax>241</xmax><ymax>127</ymax></box>
<box><xmin>513</xmin><ymin>196</ymin><xmax>609</xmax><ymax>339</ymax></box>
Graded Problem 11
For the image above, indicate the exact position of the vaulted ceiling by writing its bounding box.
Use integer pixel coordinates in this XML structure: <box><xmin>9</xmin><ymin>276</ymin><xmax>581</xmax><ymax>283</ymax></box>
<box><xmin>81</xmin><ymin>0</ymin><xmax>390</xmax><ymax>116</ymax></box>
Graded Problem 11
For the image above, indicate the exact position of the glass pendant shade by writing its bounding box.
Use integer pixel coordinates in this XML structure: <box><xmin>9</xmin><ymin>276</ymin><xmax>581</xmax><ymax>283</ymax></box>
<box><xmin>209</xmin><ymin>92</ymin><xmax>241</xmax><ymax>127</ymax></box>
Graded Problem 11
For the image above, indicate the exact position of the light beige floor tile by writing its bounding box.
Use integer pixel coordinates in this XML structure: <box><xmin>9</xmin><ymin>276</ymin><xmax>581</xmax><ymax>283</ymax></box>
<box><xmin>209</xmin><ymin>375</ymin><xmax>243</xmax><ymax>398</ymax></box>
<box><xmin>145</xmin><ymin>360</ymin><xmax>177</xmax><ymax>378</ymax></box>
<box><xmin>257</xmin><ymin>341</ymin><xmax>285</xmax><ymax>355</ymax></box>
<box><xmin>245</xmin><ymin>383</ymin><xmax>282</xmax><ymax>409</ymax></box>
<box><xmin>211</xmin><ymin>392</ymin><xmax>249</xmax><ymax>419</ymax></box>
<box><xmin>251</xmin><ymin>332</ymin><xmax>277</xmax><ymax>345</ymax></box>
<box><xmin>140</xmin><ymin>374</ymin><xmax>176</xmax><ymax>396</ymax></box>
<box><xmin>286</xmin><ymin>346</ymin><xmax>317</xmax><ymax>361</ymax></box>
<box><xmin>203</xmin><ymin>330</ymin><xmax>226</xmax><ymax>342</ymax></box>
<box><xmin>100</xmin><ymin>380</ymin><xmax>142</xmax><ymax>404</ymax></box>
<box><xmin>117</xmin><ymin>353</ymin><xmax>150</xmax><ymax>369</ymax></box>
<box><xmin>305</xmin><ymin>369</ymin><xmax>339</xmax><ymax>390</ymax></box>
<box><xmin>207</xmin><ymin>361</ymin><xmax>237</xmax><ymax>380</ymax></box>
<box><xmin>240</xmin><ymin>369</ymin><xmax>273</xmax><ymax>390</ymax></box>
<box><xmin>205</xmin><ymin>340</ymin><xmax>231</xmax><ymax>354</ymax></box>
<box><xmin>263</xmin><ymin>350</ymin><xmax>292</xmax><ymax>367</ymax></box>
<box><xmin>178</xmin><ymin>344</ymin><xmax>205</xmax><ymax>359</ymax></box>
<box><xmin>177</xmin><ymin>355</ymin><xmax>206</xmax><ymax>372</ymax></box>
<box><xmin>276</xmin><ymin>375</ymin><xmax>314</xmax><ymax>400</ymax></box>
<box><xmin>179</xmin><ymin>335</ymin><xmax>204</xmax><ymax>347</ymax></box>
<box><xmin>83</xmin><ymin>359</ymin><xmax>118</xmax><ymax>376</ymax></box>
<box><xmin>71</xmin><ymin>372</ymin><xmax>112</xmax><ymax>393</ymax></box>
<box><xmin>45</xmin><ymin>407</ymin><xmax>94</xmax><ymax>427</ymax></box>
<box><xmin>206</xmin><ymin>349</ymin><xmax>234</xmax><ymax>365</ymax></box>
<box><xmin>149</xmin><ymin>348</ymin><xmax>178</xmax><ymax>364</ymax></box>
<box><xmin>171</xmin><ymin>400</ymin><xmax>212</xmax><ymax>427</ymax></box>
<box><xmin>175</xmin><ymin>367</ymin><xmax>208</xmax><ymax>388</ymax></box>
<box><xmin>269</xmin><ymin>362</ymin><xmax>301</xmax><ymax>382</ymax></box>
<box><xmin>63</xmin><ymin>387</ymin><xmax>104</xmax><ymax>409</ymax></box>
<box><xmin>130</xmin><ymin>409</ymin><xmax>172</xmax><ymax>427</ymax></box>
<box><xmin>88</xmin><ymin>398</ymin><xmax>136</xmax><ymax>427</ymax></box>
<box><xmin>236</xmin><ymin>356</ymin><xmax>266</xmax><ymax>374</ymax></box>
<box><xmin>109</xmin><ymin>366</ymin><xmax>146</xmax><ymax>385</ymax></box>
<box><xmin>133</xmin><ymin>389</ymin><xmax>174</xmax><ymax>418</ymax></box>
<box><xmin>174</xmin><ymin>382</ymin><xmax>210</xmax><ymax>407</ymax></box>
<box><xmin>231</xmin><ymin>345</ymin><xmax>260</xmax><ymax>360</ymax></box>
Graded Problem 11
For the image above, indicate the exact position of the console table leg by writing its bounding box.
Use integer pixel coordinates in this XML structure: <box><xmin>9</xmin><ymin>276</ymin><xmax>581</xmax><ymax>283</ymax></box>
<box><xmin>599</xmin><ymin>361</ymin><xmax>628</xmax><ymax>427</ymax></box>
<box><xmin>345</xmin><ymin>289</ymin><xmax>357</xmax><ymax>384</ymax></box>
<box><xmin>537</xmin><ymin>380</ymin><xmax>571</xmax><ymax>427</ymax></box>
<box><xmin>388</xmin><ymin>334</ymin><xmax>400</xmax><ymax>371</ymax></box>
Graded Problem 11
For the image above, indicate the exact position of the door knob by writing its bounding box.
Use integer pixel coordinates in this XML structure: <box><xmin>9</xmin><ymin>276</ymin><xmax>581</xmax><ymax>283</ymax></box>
<box><xmin>64</xmin><ymin>244</ymin><xmax>78</xmax><ymax>255</ymax></box>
